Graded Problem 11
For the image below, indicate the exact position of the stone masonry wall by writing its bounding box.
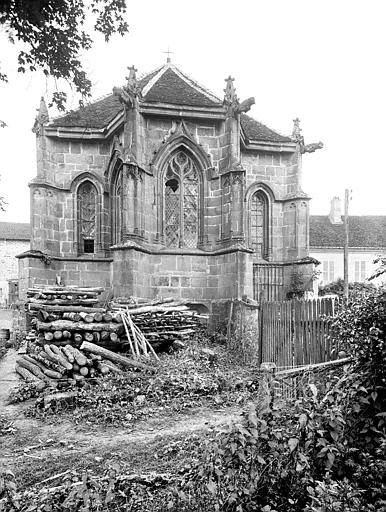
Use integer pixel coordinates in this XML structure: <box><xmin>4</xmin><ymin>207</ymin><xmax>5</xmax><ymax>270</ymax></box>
<box><xmin>31</xmin><ymin>135</ymin><xmax>116</xmax><ymax>256</ymax></box>
<box><xmin>0</xmin><ymin>240</ymin><xmax>30</xmax><ymax>305</ymax></box>
<box><xmin>18</xmin><ymin>255</ymin><xmax>112</xmax><ymax>300</ymax></box>
<box><xmin>111</xmin><ymin>248</ymin><xmax>254</xmax><ymax>305</ymax></box>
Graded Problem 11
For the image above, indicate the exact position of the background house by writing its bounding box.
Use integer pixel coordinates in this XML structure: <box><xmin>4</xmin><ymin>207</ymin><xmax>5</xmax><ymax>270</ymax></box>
<box><xmin>309</xmin><ymin>199</ymin><xmax>386</xmax><ymax>286</ymax></box>
<box><xmin>0</xmin><ymin>222</ymin><xmax>30</xmax><ymax>306</ymax></box>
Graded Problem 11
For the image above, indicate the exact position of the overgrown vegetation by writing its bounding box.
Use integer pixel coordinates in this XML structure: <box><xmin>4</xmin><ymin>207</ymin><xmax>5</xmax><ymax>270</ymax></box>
<box><xmin>9</xmin><ymin>335</ymin><xmax>259</xmax><ymax>426</ymax></box>
<box><xmin>1</xmin><ymin>288</ymin><xmax>385</xmax><ymax>510</ymax></box>
<box><xmin>318</xmin><ymin>277</ymin><xmax>376</xmax><ymax>297</ymax></box>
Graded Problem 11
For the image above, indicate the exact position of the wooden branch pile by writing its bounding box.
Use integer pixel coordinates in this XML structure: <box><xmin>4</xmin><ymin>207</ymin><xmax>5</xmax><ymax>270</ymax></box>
<box><xmin>15</xmin><ymin>344</ymin><xmax>124</xmax><ymax>387</ymax></box>
<box><xmin>111</xmin><ymin>297</ymin><xmax>205</xmax><ymax>352</ymax></box>
<box><xmin>27</xmin><ymin>286</ymin><xmax>125</xmax><ymax>350</ymax></box>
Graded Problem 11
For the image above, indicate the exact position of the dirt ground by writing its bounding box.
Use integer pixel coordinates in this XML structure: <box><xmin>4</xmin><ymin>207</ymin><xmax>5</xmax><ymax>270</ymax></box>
<box><xmin>0</xmin><ymin>341</ymin><xmax>243</xmax><ymax>487</ymax></box>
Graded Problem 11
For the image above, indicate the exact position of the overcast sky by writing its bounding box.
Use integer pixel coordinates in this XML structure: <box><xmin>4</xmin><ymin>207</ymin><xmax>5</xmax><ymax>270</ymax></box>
<box><xmin>0</xmin><ymin>0</ymin><xmax>385</xmax><ymax>223</ymax></box>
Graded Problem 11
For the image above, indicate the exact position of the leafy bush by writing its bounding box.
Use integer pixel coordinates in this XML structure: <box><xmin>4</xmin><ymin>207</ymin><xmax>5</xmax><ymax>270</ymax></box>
<box><xmin>318</xmin><ymin>278</ymin><xmax>376</xmax><ymax>297</ymax></box>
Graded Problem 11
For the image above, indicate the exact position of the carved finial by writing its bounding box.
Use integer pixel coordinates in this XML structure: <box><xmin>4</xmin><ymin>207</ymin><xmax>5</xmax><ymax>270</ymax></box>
<box><xmin>224</xmin><ymin>76</ymin><xmax>238</xmax><ymax>104</ymax></box>
<box><xmin>125</xmin><ymin>65</ymin><xmax>138</xmax><ymax>92</ymax></box>
<box><xmin>32</xmin><ymin>96</ymin><xmax>49</xmax><ymax>134</ymax></box>
<box><xmin>292</xmin><ymin>118</ymin><xmax>302</xmax><ymax>142</ymax></box>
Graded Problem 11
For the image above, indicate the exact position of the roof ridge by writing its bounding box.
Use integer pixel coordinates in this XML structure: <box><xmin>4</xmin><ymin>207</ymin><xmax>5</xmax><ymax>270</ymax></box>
<box><xmin>141</xmin><ymin>64</ymin><xmax>170</xmax><ymax>97</ymax></box>
<box><xmin>170</xmin><ymin>65</ymin><xmax>221</xmax><ymax>103</ymax></box>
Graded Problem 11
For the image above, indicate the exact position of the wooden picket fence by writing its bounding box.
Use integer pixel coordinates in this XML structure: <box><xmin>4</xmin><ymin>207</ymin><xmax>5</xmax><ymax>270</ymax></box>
<box><xmin>259</xmin><ymin>298</ymin><xmax>336</xmax><ymax>367</ymax></box>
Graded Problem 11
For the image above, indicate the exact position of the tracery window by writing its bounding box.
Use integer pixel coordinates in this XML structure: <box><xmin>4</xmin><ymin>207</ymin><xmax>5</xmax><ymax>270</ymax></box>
<box><xmin>164</xmin><ymin>151</ymin><xmax>199</xmax><ymax>248</ymax></box>
<box><xmin>250</xmin><ymin>191</ymin><xmax>268</xmax><ymax>259</ymax></box>
<box><xmin>77</xmin><ymin>181</ymin><xmax>97</xmax><ymax>254</ymax></box>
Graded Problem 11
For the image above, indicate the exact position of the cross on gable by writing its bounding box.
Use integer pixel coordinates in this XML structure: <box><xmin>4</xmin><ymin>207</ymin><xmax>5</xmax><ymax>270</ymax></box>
<box><xmin>163</xmin><ymin>48</ymin><xmax>174</xmax><ymax>63</ymax></box>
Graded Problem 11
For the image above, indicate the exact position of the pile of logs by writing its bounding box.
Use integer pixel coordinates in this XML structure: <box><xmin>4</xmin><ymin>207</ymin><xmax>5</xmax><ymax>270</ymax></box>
<box><xmin>112</xmin><ymin>297</ymin><xmax>205</xmax><ymax>352</ymax></box>
<box><xmin>15</xmin><ymin>341</ymin><xmax>156</xmax><ymax>387</ymax></box>
<box><xmin>15</xmin><ymin>344</ymin><xmax>123</xmax><ymax>387</ymax></box>
<box><xmin>27</xmin><ymin>287</ymin><xmax>205</xmax><ymax>355</ymax></box>
<box><xmin>27</xmin><ymin>286</ymin><xmax>124</xmax><ymax>349</ymax></box>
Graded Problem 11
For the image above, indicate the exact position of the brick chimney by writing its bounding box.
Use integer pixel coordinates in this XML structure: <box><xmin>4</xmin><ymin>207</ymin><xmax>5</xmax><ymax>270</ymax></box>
<box><xmin>329</xmin><ymin>196</ymin><xmax>343</xmax><ymax>224</ymax></box>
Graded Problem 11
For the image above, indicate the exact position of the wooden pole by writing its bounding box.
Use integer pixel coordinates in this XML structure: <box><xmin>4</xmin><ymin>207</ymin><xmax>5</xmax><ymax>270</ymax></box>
<box><xmin>343</xmin><ymin>188</ymin><xmax>350</xmax><ymax>300</ymax></box>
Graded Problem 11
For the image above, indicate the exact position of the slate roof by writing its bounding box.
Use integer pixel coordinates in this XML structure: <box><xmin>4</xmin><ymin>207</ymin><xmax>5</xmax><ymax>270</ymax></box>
<box><xmin>0</xmin><ymin>222</ymin><xmax>30</xmax><ymax>241</ymax></box>
<box><xmin>48</xmin><ymin>63</ymin><xmax>292</xmax><ymax>144</ymax></box>
<box><xmin>310</xmin><ymin>216</ymin><xmax>386</xmax><ymax>248</ymax></box>
<box><xmin>240</xmin><ymin>114</ymin><xmax>292</xmax><ymax>143</ymax></box>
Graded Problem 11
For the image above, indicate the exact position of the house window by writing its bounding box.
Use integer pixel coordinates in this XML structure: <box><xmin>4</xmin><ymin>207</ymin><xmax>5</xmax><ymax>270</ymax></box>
<box><xmin>250</xmin><ymin>191</ymin><xmax>268</xmax><ymax>259</ymax></box>
<box><xmin>354</xmin><ymin>261</ymin><xmax>366</xmax><ymax>281</ymax></box>
<box><xmin>164</xmin><ymin>151</ymin><xmax>199</xmax><ymax>248</ymax></box>
<box><xmin>322</xmin><ymin>261</ymin><xmax>335</xmax><ymax>282</ymax></box>
<box><xmin>77</xmin><ymin>181</ymin><xmax>97</xmax><ymax>254</ymax></box>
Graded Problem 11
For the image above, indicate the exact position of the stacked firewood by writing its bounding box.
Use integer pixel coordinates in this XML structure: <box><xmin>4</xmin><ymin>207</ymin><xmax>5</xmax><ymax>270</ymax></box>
<box><xmin>27</xmin><ymin>286</ymin><xmax>124</xmax><ymax>349</ymax></box>
<box><xmin>15</xmin><ymin>343</ymin><xmax>123</xmax><ymax>387</ymax></box>
<box><xmin>111</xmin><ymin>297</ymin><xmax>205</xmax><ymax>353</ymax></box>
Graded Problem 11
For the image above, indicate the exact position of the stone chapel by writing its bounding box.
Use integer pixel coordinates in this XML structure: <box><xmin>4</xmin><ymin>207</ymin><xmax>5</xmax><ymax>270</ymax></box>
<box><xmin>18</xmin><ymin>60</ymin><xmax>322</xmax><ymax>320</ymax></box>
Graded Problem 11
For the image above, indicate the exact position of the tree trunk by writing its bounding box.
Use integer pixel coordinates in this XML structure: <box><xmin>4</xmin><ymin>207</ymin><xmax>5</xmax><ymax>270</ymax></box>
<box><xmin>80</xmin><ymin>341</ymin><xmax>156</xmax><ymax>372</ymax></box>
<box><xmin>36</xmin><ymin>320</ymin><xmax>123</xmax><ymax>333</ymax></box>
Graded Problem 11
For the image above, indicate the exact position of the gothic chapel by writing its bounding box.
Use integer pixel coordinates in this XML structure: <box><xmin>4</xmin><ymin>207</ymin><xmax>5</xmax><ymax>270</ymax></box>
<box><xmin>19</xmin><ymin>60</ymin><xmax>322</xmax><ymax>320</ymax></box>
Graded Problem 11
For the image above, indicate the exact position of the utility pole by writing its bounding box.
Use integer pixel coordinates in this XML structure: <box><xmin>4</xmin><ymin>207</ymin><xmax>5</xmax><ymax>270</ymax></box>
<box><xmin>343</xmin><ymin>189</ymin><xmax>350</xmax><ymax>299</ymax></box>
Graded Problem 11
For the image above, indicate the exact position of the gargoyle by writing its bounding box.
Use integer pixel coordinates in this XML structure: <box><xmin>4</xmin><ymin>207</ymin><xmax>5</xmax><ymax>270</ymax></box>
<box><xmin>235</xmin><ymin>97</ymin><xmax>255</xmax><ymax>114</ymax></box>
<box><xmin>113</xmin><ymin>86</ymin><xmax>136</xmax><ymax>108</ymax></box>
<box><xmin>301</xmin><ymin>141</ymin><xmax>324</xmax><ymax>154</ymax></box>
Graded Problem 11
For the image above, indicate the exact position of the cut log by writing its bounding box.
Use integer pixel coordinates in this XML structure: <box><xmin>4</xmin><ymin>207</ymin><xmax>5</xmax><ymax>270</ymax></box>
<box><xmin>43</xmin><ymin>392</ymin><xmax>78</xmax><ymax>407</ymax></box>
<box><xmin>101</xmin><ymin>331</ymin><xmax>110</xmax><ymax>341</ymax></box>
<box><xmin>84</xmin><ymin>332</ymin><xmax>94</xmax><ymax>342</ymax></box>
<box><xmin>110</xmin><ymin>332</ymin><xmax>118</xmax><ymax>342</ymax></box>
<box><xmin>34</xmin><ymin>352</ymin><xmax>65</xmax><ymax>373</ymax></box>
<box><xmin>28</xmin><ymin>298</ymin><xmax>98</xmax><ymax>306</ymax></box>
<box><xmin>93</xmin><ymin>332</ymin><xmax>100</xmax><ymax>343</ymax></box>
<box><xmin>50</xmin><ymin>345</ymin><xmax>73</xmax><ymax>370</ymax></box>
<box><xmin>62</xmin><ymin>330</ymin><xmax>71</xmax><ymax>340</ymax></box>
<box><xmin>80</xmin><ymin>341</ymin><xmax>156</xmax><ymax>372</ymax></box>
<box><xmin>17</xmin><ymin>357</ymin><xmax>49</xmax><ymax>381</ymax></box>
<box><xmin>79</xmin><ymin>366</ymin><xmax>89</xmax><ymax>376</ymax></box>
<box><xmin>70</xmin><ymin>347</ymin><xmax>87</xmax><ymax>366</ymax></box>
<box><xmin>44</xmin><ymin>332</ymin><xmax>54</xmax><ymax>341</ymax></box>
<box><xmin>73</xmin><ymin>333</ymin><xmax>83</xmax><ymax>343</ymax></box>
<box><xmin>101</xmin><ymin>360</ymin><xmax>123</xmax><ymax>374</ymax></box>
<box><xmin>53</xmin><ymin>330</ymin><xmax>63</xmax><ymax>340</ymax></box>
<box><xmin>23</xmin><ymin>355</ymin><xmax>63</xmax><ymax>379</ymax></box>
<box><xmin>93</xmin><ymin>312</ymin><xmax>103</xmax><ymax>322</ymax></box>
<box><xmin>36</xmin><ymin>320</ymin><xmax>123</xmax><ymax>333</ymax></box>
<box><xmin>102</xmin><ymin>312</ymin><xmax>113</xmax><ymax>323</ymax></box>
<box><xmin>79</xmin><ymin>312</ymin><xmax>94</xmax><ymax>323</ymax></box>
<box><xmin>15</xmin><ymin>364</ymin><xmax>40</xmax><ymax>382</ymax></box>
<box><xmin>29</xmin><ymin>304</ymin><xmax>106</xmax><ymax>313</ymax></box>
<box><xmin>60</xmin><ymin>346</ymin><xmax>74</xmax><ymax>364</ymax></box>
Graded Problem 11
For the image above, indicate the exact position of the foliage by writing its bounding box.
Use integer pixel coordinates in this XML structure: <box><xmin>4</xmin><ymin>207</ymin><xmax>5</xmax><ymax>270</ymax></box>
<box><xmin>15</xmin><ymin>339</ymin><xmax>259</xmax><ymax>425</ymax></box>
<box><xmin>0</xmin><ymin>0</ymin><xmax>129</xmax><ymax>110</ymax></box>
<box><xmin>318</xmin><ymin>277</ymin><xmax>376</xmax><ymax>297</ymax></box>
<box><xmin>0</xmin><ymin>415</ymin><xmax>16</xmax><ymax>436</ymax></box>
<box><xmin>286</xmin><ymin>270</ymin><xmax>306</xmax><ymax>299</ymax></box>
<box><xmin>369</xmin><ymin>255</ymin><xmax>386</xmax><ymax>281</ymax></box>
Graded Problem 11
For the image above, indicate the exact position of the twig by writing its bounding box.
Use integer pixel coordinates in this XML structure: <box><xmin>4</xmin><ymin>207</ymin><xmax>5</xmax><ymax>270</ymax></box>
<box><xmin>37</xmin><ymin>470</ymin><xmax>72</xmax><ymax>486</ymax></box>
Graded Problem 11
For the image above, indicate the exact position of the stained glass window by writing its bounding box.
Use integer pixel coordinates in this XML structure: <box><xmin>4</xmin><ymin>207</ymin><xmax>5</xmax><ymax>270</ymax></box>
<box><xmin>164</xmin><ymin>151</ymin><xmax>199</xmax><ymax>248</ymax></box>
<box><xmin>112</xmin><ymin>178</ymin><xmax>122</xmax><ymax>244</ymax></box>
<box><xmin>78</xmin><ymin>181</ymin><xmax>97</xmax><ymax>254</ymax></box>
<box><xmin>251</xmin><ymin>191</ymin><xmax>268</xmax><ymax>259</ymax></box>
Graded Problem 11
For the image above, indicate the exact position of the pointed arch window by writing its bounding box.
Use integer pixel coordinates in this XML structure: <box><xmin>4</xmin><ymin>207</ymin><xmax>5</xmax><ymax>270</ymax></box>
<box><xmin>77</xmin><ymin>181</ymin><xmax>97</xmax><ymax>254</ymax></box>
<box><xmin>164</xmin><ymin>151</ymin><xmax>199</xmax><ymax>248</ymax></box>
<box><xmin>250</xmin><ymin>191</ymin><xmax>269</xmax><ymax>259</ymax></box>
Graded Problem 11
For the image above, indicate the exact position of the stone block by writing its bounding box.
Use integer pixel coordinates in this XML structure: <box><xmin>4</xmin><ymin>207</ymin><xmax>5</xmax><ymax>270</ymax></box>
<box><xmin>70</xmin><ymin>142</ymin><xmax>82</xmax><ymax>154</ymax></box>
<box><xmin>170</xmin><ymin>276</ymin><xmax>180</xmax><ymax>287</ymax></box>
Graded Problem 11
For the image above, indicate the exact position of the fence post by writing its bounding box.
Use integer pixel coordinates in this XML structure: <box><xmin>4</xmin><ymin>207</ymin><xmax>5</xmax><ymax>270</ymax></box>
<box><xmin>259</xmin><ymin>362</ymin><xmax>276</xmax><ymax>413</ymax></box>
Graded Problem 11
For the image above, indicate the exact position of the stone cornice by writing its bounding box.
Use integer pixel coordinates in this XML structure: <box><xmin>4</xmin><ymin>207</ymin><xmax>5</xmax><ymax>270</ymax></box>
<box><xmin>16</xmin><ymin>250</ymin><xmax>113</xmax><ymax>262</ymax></box>
<box><xmin>110</xmin><ymin>240</ymin><xmax>253</xmax><ymax>257</ymax></box>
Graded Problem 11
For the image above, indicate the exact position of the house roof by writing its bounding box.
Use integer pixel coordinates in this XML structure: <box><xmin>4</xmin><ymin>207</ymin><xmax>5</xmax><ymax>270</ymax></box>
<box><xmin>48</xmin><ymin>63</ymin><xmax>293</xmax><ymax>144</ymax></box>
<box><xmin>0</xmin><ymin>222</ymin><xmax>30</xmax><ymax>241</ymax></box>
<box><xmin>310</xmin><ymin>216</ymin><xmax>386</xmax><ymax>248</ymax></box>
<box><xmin>240</xmin><ymin>114</ymin><xmax>293</xmax><ymax>143</ymax></box>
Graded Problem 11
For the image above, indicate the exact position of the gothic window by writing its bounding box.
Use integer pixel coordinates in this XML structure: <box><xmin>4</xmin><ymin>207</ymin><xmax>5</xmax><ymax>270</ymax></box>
<box><xmin>77</xmin><ymin>181</ymin><xmax>97</xmax><ymax>254</ymax></box>
<box><xmin>250</xmin><ymin>191</ymin><xmax>268</xmax><ymax>259</ymax></box>
<box><xmin>164</xmin><ymin>151</ymin><xmax>199</xmax><ymax>248</ymax></box>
